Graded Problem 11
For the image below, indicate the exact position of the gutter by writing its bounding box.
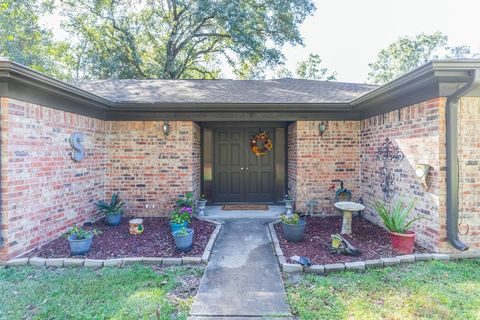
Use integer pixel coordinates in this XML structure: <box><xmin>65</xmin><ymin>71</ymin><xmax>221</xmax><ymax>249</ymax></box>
<box><xmin>445</xmin><ymin>69</ymin><xmax>480</xmax><ymax>251</ymax></box>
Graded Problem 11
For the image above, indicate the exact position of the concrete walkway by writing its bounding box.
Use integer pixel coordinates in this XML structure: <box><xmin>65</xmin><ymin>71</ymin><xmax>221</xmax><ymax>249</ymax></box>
<box><xmin>189</xmin><ymin>219</ymin><xmax>291</xmax><ymax>319</ymax></box>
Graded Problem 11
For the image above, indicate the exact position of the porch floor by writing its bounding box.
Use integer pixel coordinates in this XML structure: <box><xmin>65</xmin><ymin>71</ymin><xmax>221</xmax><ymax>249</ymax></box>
<box><xmin>200</xmin><ymin>205</ymin><xmax>284</xmax><ymax>219</ymax></box>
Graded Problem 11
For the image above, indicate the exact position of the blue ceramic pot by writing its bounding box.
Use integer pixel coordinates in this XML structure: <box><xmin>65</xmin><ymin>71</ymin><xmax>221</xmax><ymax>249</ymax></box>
<box><xmin>172</xmin><ymin>228</ymin><xmax>194</xmax><ymax>252</ymax></box>
<box><xmin>106</xmin><ymin>214</ymin><xmax>122</xmax><ymax>226</ymax></box>
<box><xmin>170</xmin><ymin>221</ymin><xmax>188</xmax><ymax>232</ymax></box>
<box><xmin>68</xmin><ymin>234</ymin><xmax>93</xmax><ymax>255</ymax></box>
<box><xmin>282</xmin><ymin>219</ymin><xmax>306</xmax><ymax>242</ymax></box>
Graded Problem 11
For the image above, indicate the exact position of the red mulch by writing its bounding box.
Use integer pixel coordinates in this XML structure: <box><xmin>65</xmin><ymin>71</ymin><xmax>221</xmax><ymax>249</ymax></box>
<box><xmin>26</xmin><ymin>217</ymin><xmax>216</xmax><ymax>259</ymax></box>
<box><xmin>274</xmin><ymin>216</ymin><xmax>429</xmax><ymax>265</ymax></box>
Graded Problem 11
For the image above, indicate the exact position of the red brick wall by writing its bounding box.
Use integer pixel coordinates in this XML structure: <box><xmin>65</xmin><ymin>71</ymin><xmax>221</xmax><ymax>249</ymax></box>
<box><xmin>0</xmin><ymin>98</ymin><xmax>107</xmax><ymax>260</ymax></box>
<box><xmin>458</xmin><ymin>97</ymin><xmax>480</xmax><ymax>250</ymax></box>
<box><xmin>105</xmin><ymin>121</ymin><xmax>201</xmax><ymax>216</ymax></box>
<box><xmin>360</xmin><ymin>98</ymin><xmax>447</xmax><ymax>251</ymax></box>
<box><xmin>288</xmin><ymin>121</ymin><xmax>361</xmax><ymax>213</ymax></box>
<box><xmin>0</xmin><ymin>98</ymin><xmax>201</xmax><ymax>260</ymax></box>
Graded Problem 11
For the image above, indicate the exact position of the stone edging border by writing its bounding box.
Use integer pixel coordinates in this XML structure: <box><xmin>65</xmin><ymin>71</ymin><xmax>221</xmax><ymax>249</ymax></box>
<box><xmin>1</xmin><ymin>220</ymin><xmax>222</xmax><ymax>269</ymax></box>
<box><xmin>268</xmin><ymin>221</ymin><xmax>480</xmax><ymax>274</ymax></box>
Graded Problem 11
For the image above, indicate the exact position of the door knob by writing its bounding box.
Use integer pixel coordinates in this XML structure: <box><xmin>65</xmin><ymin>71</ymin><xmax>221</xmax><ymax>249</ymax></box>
<box><xmin>246</xmin><ymin>167</ymin><xmax>249</xmax><ymax>170</ymax></box>
<box><xmin>240</xmin><ymin>167</ymin><xmax>244</xmax><ymax>170</ymax></box>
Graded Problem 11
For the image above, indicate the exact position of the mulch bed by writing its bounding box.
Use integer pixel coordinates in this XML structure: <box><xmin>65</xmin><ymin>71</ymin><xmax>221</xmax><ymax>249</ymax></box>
<box><xmin>26</xmin><ymin>217</ymin><xmax>216</xmax><ymax>259</ymax></box>
<box><xmin>274</xmin><ymin>216</ymin><xmax>429</xmax><ymax>265</ymax></box>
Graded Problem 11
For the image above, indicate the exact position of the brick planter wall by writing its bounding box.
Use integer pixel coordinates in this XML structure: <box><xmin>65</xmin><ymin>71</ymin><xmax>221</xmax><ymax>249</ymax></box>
<box><xmin>288</xmin><ymin>121</ymin><xmax>360</xmax><ymax>213</ymax></box>
<box><xmin>0</xmin><ymin>98</ymin><xmax>107</xmax><ymax>260</ymax></box>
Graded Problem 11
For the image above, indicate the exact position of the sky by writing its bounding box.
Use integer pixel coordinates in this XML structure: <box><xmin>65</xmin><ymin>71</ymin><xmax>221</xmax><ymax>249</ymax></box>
<box><xmin>42</xmin><ymin>0</ymin><xmax>480</xmax><ymax>83</ymax></box>
<box><xmin>280</xmin><ymin>0</ymin><xmax>480</xmax><ymax>83</ymax></box>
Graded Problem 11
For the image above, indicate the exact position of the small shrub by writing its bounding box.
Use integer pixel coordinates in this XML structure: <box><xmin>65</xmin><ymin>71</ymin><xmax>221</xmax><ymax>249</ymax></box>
<box><xmin>280</xmin><ymin>213</ymin><xmax>301</xmax><ymax>225</ymax></box>
<box><xmin>170</xmin><ymin>207</ymin><xmax>192</xmax><ymax>224</ymax></box>
<box><xmin>175</xmin><ymin>192</ymin><xmax>194</xmax><ymax>208</ymax></box>
<box><xmin>372</xmin><ymin>199</ymin><xmax>426</xmax><ymax>234</ymax></box>
<box><xmin>95</xmin><ymin>193</ymin><xmax>124</xmax><ymax>216</ymax></box>
<box><xmin>65</xmin><ymin>225</ymin><xmax>99</xmax><ymax>240</ymax></box>
<box><xmin>175</xmin><ymin>227</ymin><xmax>190</xmax><ymax>237</ymax></box>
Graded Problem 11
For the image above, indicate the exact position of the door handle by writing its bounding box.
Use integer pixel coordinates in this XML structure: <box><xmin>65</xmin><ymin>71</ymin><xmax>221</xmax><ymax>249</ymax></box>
<box><xmin>245</xmin><ymin>167</ymin><xmax>249</xmax><ymax>170</ymax></box>
<box><xmin>240</xmin><ymin>167</ymin><xmax>244</xmax><ymax>170</ymax></box>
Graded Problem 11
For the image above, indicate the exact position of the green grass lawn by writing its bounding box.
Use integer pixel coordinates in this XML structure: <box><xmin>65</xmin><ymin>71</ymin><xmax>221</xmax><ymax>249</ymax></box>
<box><xmin>0</xmin><ymin>265</ymin><xmax>203</xmax><ymax>320</ymax></box>
<box><xmin>286</xmin><ymin>259</ymin><xmax>480</xmax><ymax>320</ymax></box>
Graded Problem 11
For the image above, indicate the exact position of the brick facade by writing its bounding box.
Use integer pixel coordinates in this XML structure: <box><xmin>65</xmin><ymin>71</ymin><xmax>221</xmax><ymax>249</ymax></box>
<box><xmin>0</xmin><ymin>98</ymin><xmax>107</xmax><ymax>260</ymax></box>
<box><xmin>458</xmin><ymin>97</ymin><xmax>480</xmax><ymax>250</ymax></box>
<box><xmin>1</xmin><ymin>94</ymin><xmax>480</xmax><ymax>260</ymax></box>
<box><xmin>0</xmin><ymin>98</ymin><xmax>201</xmax><ymax>260</ymax></box>
<box><xmin>360</xmin><ymin>98</ymin><xmax>447</xmax><ymax>251</ymax></box>
<box><xmin>288</xmin><ymin>121</ymin><xmax>360</xmax><ymax>213</ymax></box>
<box><xmin>106</xmin><ymin>121</ymin><xmax>201</xmax><ymax>216</ymax></box>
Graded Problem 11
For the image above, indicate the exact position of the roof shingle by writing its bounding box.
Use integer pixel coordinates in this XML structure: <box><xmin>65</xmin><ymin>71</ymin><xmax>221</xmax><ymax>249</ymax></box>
<box><xmin>73</xmin><ymin>78</ymin><xmax>377</xmax><ymax>104</ymax></box>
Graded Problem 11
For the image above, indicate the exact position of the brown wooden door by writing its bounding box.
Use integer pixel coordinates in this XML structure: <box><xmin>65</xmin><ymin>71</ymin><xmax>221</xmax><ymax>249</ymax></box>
<box><xmin>214</xmin><ymin>128</ymin><xmax>274</xmax><ymax>203</ymax></box>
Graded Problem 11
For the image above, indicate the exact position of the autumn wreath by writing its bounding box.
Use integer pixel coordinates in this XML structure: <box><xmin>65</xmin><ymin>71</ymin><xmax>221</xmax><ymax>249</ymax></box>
<box><xmin>250</xmin><ymin>130</ymin><xmax>273</xmax><ymax>157</ymax></box>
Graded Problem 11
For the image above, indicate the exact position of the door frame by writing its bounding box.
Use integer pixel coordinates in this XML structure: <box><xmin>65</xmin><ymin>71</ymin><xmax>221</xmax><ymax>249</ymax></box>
<box><xmin>199</xmin><ymin>121</ymin><xmax>289</xmax><ymax>204</ymax></box>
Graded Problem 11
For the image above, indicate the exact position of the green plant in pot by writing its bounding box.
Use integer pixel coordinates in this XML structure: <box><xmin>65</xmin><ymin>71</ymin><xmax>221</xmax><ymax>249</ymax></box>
<box><xmin>170</xmin><ymin>206</ymin><xmax>192</xmax><ymax>232</ymax></box>
<box><xmin>96</xmin><ymin>193</ymin><xmax>124</xmax><ymax>226</ymax></box>
<box><xmin>66</xmin><ymin>225</ymin><xmax>99</xmax><ymax>256</ymax></box>
<box><xmin>280</xmin><ymin>213</ymin><xmax>306</xmax><ymax>242</ymax></box>
<box><xmin>172</xmin><ymin>226</ymin><xmax>194</xmax><ymax>252</ymax></box>
<box><xmin>373</xmin><ymin>199</ymin><xmax>425</xmax><ymax>254</ymax></box>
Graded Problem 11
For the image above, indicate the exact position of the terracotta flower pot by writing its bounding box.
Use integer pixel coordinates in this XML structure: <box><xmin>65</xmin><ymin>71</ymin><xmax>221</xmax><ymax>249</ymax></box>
<box><xmin>388</xmin><ymin>230</ymin><xmax>416</xmax><ymax>254</ymax></box>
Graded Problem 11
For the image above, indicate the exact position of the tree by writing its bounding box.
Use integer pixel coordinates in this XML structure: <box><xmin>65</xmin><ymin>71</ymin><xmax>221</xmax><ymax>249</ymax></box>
<box><xmin>0</xmin><ymin>0</ymin><xmax>70</xmax><ymax>78</ymax></box>
<box><xmin>55</xmin><ymin>0</ymin><xmax>316</xmax><ymax>80</ymax></box>
<box><xmin>273</xmin><ymin>53</ymin><xmax>336</xmax><ymax>80</ymax></box>
<box><xmin>368</xmin><ymin>32</ymin><xmax>448</xmax><ymax>84</ymax></box>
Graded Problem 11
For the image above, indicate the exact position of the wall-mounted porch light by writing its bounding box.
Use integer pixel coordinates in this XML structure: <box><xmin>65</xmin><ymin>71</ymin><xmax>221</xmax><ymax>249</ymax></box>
<box><xmin>415</xmin><ymin>150</ymin><xmax>433</xmax><ymax>189</ymax></box>
<box><xmin>162</xmin><ymin>120</ymin><xmax>170</xmax><ymax>137</ymax></box>
<box><xmin>318</xmin><ymin>121</ymin><xmax>328</xmax><ymax>138</ymax></box>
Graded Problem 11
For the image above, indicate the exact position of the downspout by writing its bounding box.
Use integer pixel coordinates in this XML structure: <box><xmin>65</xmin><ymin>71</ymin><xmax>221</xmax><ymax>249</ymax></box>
<box><xmin>445</xmin><ymin>69</ymin><xmax>480</xmax><ymax>250</ymax></box>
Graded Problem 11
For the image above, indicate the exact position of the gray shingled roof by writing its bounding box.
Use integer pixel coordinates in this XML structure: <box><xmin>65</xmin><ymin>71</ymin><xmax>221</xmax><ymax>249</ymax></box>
<box><xmin>73</xmin><ymin>78</ymin><xmax>377</xmax><ymax>104</ymax></box>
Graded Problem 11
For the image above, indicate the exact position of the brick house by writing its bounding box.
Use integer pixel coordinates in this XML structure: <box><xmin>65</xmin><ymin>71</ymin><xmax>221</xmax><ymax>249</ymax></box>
<box><xmin>1</xmin><ymin>58</ymin><xmax>479</xmax><ymax>261</ymax></box>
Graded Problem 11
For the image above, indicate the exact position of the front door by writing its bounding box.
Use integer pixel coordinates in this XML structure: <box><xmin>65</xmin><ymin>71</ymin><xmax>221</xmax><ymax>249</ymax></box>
<box><xmin>214</xmin><ymin>128</ymin><xmax>274</xmax><ymax>203</ymax></box>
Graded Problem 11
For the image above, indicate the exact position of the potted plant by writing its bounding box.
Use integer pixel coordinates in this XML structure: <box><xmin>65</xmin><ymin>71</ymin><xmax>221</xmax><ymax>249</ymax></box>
<box><xmin>176</xmin><ymin>192</ymin><xmax>195</xmax><ymax>209</ymax></box>
<box><xmin>170</xmin><ymin>206</ymin><xmax>192</xmax><ymax>232</ymax></box>
<box><xmin>373</xmin><ymin>199</ymin><xmax>424</xmax><ymax>254</ymax></box>
<box><xmin>280</xmin><ymin>213</ymin><xmax>306</xmax><ymax>242</ymax></box>
<box><xmin>197</xmin><ymin>194</ymin><xmax>207</xmax><ymax>216</ymax></box>
<box><xmin>66</xmin><ymin>225</ymin><xmax>98</xmax><ymax>256</ymax></box>
<box><xmin>95</xmin><ymin>193</ymin><xmax>124</xmax><ymax>226</ymax></box>
<box><xmin>172</xmin><ymin>227</ymin><xmax>194</xmax><ymax>252</ymax></box>
<box><xmin>284</xmin><ymin>194</ymin><xmax>294</xmax><ymax>215</ymax></box>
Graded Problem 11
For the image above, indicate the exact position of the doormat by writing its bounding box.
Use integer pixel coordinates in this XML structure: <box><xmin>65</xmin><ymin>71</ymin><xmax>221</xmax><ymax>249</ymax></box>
<box><xmin>222</xmin><ymin>204</ymin><xmax>269</xmax><ymax>210</ymax></box>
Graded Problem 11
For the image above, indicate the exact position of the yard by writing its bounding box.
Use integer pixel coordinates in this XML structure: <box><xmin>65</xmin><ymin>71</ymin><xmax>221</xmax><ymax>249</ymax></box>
<box><xmin>0</xmin><ymin>265</ymin><xmax>203</xmax><ymax>320</ymax></box>
<box><xmin>286</xmin><ymin>259</ymin><xmax>480</xmax><ymax>320</ymax></box>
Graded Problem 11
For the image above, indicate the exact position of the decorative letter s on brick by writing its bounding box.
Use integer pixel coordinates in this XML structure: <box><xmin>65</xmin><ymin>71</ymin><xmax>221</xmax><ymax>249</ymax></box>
<box><xmin>70</xmin><ymin>132</ymin><xmax>85</xmax><ymax>162</ymax></box>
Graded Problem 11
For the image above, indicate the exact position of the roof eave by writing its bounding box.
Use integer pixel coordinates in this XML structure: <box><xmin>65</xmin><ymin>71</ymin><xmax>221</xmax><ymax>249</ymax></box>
<box><xmin>351</xmin><ymin>60</ymin><xmax>480</xmax><ymax>118</ymax></box>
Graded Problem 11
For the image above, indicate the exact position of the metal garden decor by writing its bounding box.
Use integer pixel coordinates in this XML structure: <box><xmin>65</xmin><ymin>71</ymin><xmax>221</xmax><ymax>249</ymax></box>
<box><xmin>70</xmin><ymin>132</ymin><xmax>85</xmax><ymax>162</ymax></box>
<box><xmin>374</xmin><ymin>137</ymin><xmax>404</xmax><ymax>201</ymax></box>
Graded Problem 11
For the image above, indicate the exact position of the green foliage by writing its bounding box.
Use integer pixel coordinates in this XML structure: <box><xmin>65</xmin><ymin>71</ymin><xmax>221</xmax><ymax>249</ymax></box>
<box><xmin>65</xmin><ymin>225</ymin><xmax>98</xmax><ymax>240</ymax></box>
<box><xmin>199</xmin><ymin>194</ymin><xmax>206</xmax><ymax>201</ymax></box>
<box><xmin>274</xmin><ymin>53</ymin><xmax>336</xmax><ymax>80</ymax></box>
<box><xmin>175</xmin><ymin>192</ymin><xmax>194</xmax><ymax>209</ymax></box>
<box><xmin>286</xmin><ymin>259</ymin><xmax>480</xmax><ymax>319</ymax></box>
<box><xmin>170</xmin><ymin>207</ymin><xmax>192</xmax><ymax>224</ymax></box>
<box><xmin>295</xmin><ymin>54</ymin><xmax>336</xmax><ymax>80</ymax></box>
<box><xmin>175</xmin><ymin>227</ymin><xmax>190</xmax><ymax>237</ymax></box>
<box><xmin>0</xmin><ymin>265</ymin><xmax>201</xmax><ymax>319</ymax></box>
<box><xmin>280</xmin><ymin>213</ymin><xmax>300</xmax><ymax>225</ymax></box>
<box><xmin>55</xmin><ymin>0</ymin><xmax>316</xmax><ymax>80</ymax></box>
<box><xmin>0</xmin><ymin>0</ymin><xmax>71</xmax><ymax>79</ymax></box>
<box><xmin>95</xmin><ymin>193</ymin><xmax>124</xmax><ymax>216</ymax></box>
<box><xmin>372</xmin><ymin>199</ymin><xmax>424</xmax><ymax>234</ymax></box>
<box><xmin>368</xmin><ymin>32</ymin><xmax>448</xmax><ymax>84</ymax></box>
